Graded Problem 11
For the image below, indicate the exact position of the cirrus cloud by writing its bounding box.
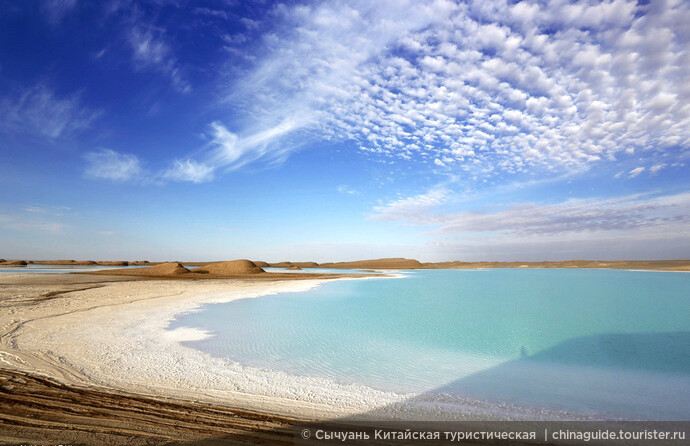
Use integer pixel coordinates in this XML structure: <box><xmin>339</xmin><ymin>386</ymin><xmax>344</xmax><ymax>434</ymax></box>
<box><xmin>84</xmin><ymin>149</ymin><xmax>143</xmax><ymax>182</ymax></box>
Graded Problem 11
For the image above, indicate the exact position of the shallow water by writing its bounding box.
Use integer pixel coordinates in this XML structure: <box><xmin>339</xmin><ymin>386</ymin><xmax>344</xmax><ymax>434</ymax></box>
<box><xmin>169</xmin><ymin>269</ymin><xmax>690</xmax><ymax>420</ymax></box>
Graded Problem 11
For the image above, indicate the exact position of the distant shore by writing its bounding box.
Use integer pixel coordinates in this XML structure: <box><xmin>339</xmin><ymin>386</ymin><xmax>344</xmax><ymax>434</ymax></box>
<box><xmin>2</xmin><ymin>257</ymin><xmax>689</xmax><ymax>271</ymax></box>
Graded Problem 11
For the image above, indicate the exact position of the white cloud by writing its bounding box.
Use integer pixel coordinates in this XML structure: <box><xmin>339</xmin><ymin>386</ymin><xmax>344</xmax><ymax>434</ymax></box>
<box><xmin>193</xmin><ymin>7</ymin><xmax>228</xmax><ymax>20</ymax></box>
<box><xmin>127</xmin><ymin>25</ymin><xmax>190</xmax><ymax>93</ymax></box>
<box><xmin>650</xmin><ymin>163</ymin><xmax>666</xmax><ymax>174</ymax></box>
<box><xmin>219</xmin><ymin>0</ymin><xmax>459</xmax><ymax>168</ymax></box>
<box><xmin>21</xmin><ymin>205</ymin><xmax>69</xmax><ymax>215</ymax></box>
<box><xmin>219</xmin><ymin>0</ymin><xmax>690</xmax><ymax>181</ymax></box>
<box><xmin>79</xmin><ymin>0</ymin><xmax>690</xmax><ymax>186</ymax></box>
<box><xmin>22</xmin><ymin>205</ymin><xmax>46</xmax><ymax>213</ymax></box>
<box><xmin>163</xmin><ymin>119</ymin><xmax>301</xmax><ymax>182</ymax></box>
<box><xmin>629</xmin><ymin>167</ymin><xmax>645</xmax><ymax>178</ymax></box>
<box><xmin>371</xmin><ymin>188</ymin><xmax>452</xmax><ymax>223</ymax></box>
<box><xmin>163</xmin><ymin>159</ymin><xmax>215</xmax><ymax>183</ymax></box>
<box><xmin>0</xmin><ymin>84</ymin><xmax>100</xmax><ymax>139</ymax></box>
<box><xmin>373</xmin><ymin>191</ymin><xmax>690</xmax><ymax>239</ymax></box>
<box><xmin>337</xmin><ymin>185</ymin><xmax>358</xmax><ymax>195</ymax></box>
<box><xmin>84</xmin><ymin>149</ymin><xmax>143</xmax><ymax>182</ymax></box>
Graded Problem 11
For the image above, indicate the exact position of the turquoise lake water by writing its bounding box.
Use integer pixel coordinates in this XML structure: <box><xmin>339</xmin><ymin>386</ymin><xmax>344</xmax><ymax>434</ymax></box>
<box><xmin>169</xmin><ymin>269</ymin><xmax>690</xmax><ymax>420</ymax></box>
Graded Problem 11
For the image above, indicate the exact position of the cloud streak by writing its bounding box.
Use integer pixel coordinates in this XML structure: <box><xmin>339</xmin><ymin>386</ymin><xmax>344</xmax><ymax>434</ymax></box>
<box><xmin>0</xmin><ymin>203</ymin><xmax>72</xmax><ymax>234</ymax></box>
<box><xmin>0</xmin><ymin>84</ymin><xmax>100</xmax><ymax>140</ymax></box>
<box><xmin>163</xmin><ymin>119</ymin><xmax>301</xmax><ymax>182</ymax></box>
<box><xmin>372</xmin><ymin>191</ymin><xmax>690</xmax><ymax>239</ymax></box>
<box><xmin>84</xmin><ymin>149</ymin><xmax>143</xmax><ymax>182</ymax></box>
<box><xmin>372</xmin><ymin>188</ymin><xmax>453</xmax><ymax>223</ymax></box>
<box><xmin>127</xmin><ymin>25</ymin><xmax>191</xmax><ymax>93</ymax></box>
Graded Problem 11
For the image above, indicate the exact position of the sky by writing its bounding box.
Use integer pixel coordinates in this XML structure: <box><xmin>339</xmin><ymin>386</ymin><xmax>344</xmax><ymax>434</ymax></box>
<box><xmin>0</xmin><ymin>0</ymin><xmax>689</xmax><ymax>262</ymax></box>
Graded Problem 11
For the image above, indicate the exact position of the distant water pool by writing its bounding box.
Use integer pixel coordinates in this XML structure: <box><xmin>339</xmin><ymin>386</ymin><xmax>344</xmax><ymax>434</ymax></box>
<box><xmin>169</xmin><ymin>269</ymin><xmax>690</xmax><ymax>420</ymax></box>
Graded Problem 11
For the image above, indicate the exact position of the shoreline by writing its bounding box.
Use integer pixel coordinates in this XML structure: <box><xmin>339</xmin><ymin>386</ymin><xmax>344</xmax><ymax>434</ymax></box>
<box><xmin>1</xmin><ymin>273</ymin><xmax>390</xmax><ymax>418</ymax></box>
<box><xmin>0</xmin><ymin>271</ymin><xmax>603</xmax><ymax>423</ymax></box>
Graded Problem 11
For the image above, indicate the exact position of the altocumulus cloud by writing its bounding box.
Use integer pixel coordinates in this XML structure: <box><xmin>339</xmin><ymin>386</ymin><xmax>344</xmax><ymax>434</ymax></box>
<box><xmin>85</xmin><ymin>0</ymin><xmax>690</xmax><ymax>184</ymax></box>
<box><xmin>222</xmin><ymin>0</ymin><xmax>690</xmax><ymax>179</ymax></box>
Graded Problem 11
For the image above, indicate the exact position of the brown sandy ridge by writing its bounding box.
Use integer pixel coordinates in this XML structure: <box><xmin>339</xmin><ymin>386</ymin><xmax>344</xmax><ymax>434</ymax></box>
<box><xmin>0</xmin><ymin>368</ymin><xmax>299</xmax><ymax>446</ymax></box>
<box><xmin>314</xmin><ymin>257</ymin><xmax>690</xmax><ymax>271</ymax></box>
<box><xmin>83</xmin><ymin>260</ymin><xmax>359</xmax><ymax>280</ymax></box>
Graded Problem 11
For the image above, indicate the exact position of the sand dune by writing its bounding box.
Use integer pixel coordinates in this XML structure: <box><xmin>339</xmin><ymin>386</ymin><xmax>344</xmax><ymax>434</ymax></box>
<box><xmin>286</xmin><ymin>266</ymin><xmax>302</xmax><ymax>270</ymax></box>
<box><xmin>91</xmin><ymin>262</ymin><xmax>191</xmax><ymax>277</ymax></box>
<box><xmin>196</xmin><ymin>259</ymin><xmax>265</xmax><ymax>275</ymax></box>
<box><xmin>84</xmin><ymin>260</ymin><xmax>370</xmax><ymax>280</ymax></box>
<box><xmin>98</xmin><ymin>261</ymin><xmax>129</xmax><ymax>266</ymax></box>
<box><xmin>268</xmin><ymin>262</ymin><xmax>293</xmax><ymax>268</ymax></box>
<box><xmin>0</xmin><ymin>260</ymin><xmax>28</xmax><ymax>266</ymax></box>
<box><xmin>253</xmin><ymin>261</ymin><xmax>269</xmax><ymax>267</ymax></box>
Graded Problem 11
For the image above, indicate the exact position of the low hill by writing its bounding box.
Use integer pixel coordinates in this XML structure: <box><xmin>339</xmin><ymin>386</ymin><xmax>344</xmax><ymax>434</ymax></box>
<box><xmin>195</xmin><ymin>260</ymin><xmax>265</xmax><ymax>275</ymax></box>
<box><xmin>93</xmin><ymin>262</ymin><xmax>191</xmax><ymax>277</ymax></box>
<box><xmin>0</xmin><ymin>260</ymin><xmax>27</xmax><ymax>266</ymax></box>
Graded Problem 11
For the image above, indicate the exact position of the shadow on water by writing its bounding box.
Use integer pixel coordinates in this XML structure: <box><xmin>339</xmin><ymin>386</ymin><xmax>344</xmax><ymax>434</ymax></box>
<box><xmin>345</xmin><ymin>331</ymin><xmax>690</xmax><ymax>422</ymax></box>
<box><xmin>171</xmin><ymin>332</ymin><xmax>690</xmax><ymax>444</ymax></box>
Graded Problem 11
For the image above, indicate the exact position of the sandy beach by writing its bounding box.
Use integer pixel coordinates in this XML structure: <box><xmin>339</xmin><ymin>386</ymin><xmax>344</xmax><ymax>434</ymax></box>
<box><xmin>0</xmin><ymin>270</ymin><xmax>414</xmax><ymax>444</ymax></box>
<box><xmin>5</xmin><ymin>273</ymin><xmax>408</xmax><ymax>411</ymax></box>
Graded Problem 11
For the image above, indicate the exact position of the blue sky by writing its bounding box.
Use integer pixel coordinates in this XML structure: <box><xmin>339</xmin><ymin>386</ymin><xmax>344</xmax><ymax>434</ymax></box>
<box><xmin>0</xmin><ymin>0</ymin><xmax>688</xmax><ymax>262</ymax></box>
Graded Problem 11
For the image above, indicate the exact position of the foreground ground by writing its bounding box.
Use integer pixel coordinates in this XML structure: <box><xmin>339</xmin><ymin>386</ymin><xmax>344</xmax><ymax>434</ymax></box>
<box><xmin>0</xmin><ymin>368</ymin><xmax>298</xmax><ymax>446</ymax></box>
<box><xmin>0</xmin><ymin>272</ymin><xmax>353</xmax><ymax>445</ymax></box>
